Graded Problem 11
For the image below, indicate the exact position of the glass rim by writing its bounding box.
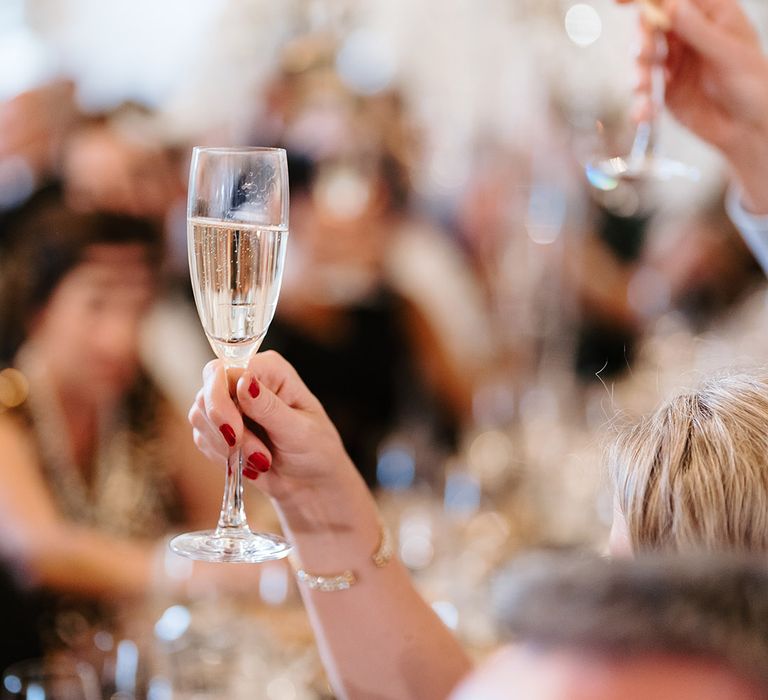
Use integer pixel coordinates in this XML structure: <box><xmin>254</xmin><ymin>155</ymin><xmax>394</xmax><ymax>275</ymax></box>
<box><xmin>192</xmin><ymin>146</ymin><xmax>286</xmax><ymax>156</ymax></box>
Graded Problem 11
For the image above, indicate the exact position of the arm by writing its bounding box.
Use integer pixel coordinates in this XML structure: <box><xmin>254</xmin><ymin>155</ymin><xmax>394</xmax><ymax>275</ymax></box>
<box><xmin>0</xmin><ymin>81</ymin><xmax>80</xmax><ymax>182</ymax></box>
<box><xmin>0</xmin><ymin>413</ymin><xmax>264</xmax><ymax>600</ymax></box>
<box><xmin>190</xmin><ymin>353</ymin><xmax>472</xmax><ymax>700</ymax></box>
<box><xmin>0</xmin><ymin>416</ymin><xmax>155</xmax><ymax>598</ymax></box>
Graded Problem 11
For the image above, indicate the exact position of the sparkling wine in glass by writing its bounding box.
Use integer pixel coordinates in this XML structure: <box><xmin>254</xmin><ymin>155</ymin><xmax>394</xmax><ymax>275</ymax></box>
<box><xmin>586</xmin><ymin>2</ymin><xmax>700</xmax><ymax>191</ymax></box>
<box><xmin>170</xmin><ymin>147</ymin><xmax>292</xmax><ymax>563</ymax></box>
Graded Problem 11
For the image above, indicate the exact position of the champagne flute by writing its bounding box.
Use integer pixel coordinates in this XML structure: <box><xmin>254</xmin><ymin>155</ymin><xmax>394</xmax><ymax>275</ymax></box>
<box><xmin>586</xmin><ymin>2</ymin><xmax>700</xmax><ymax>190</ymax></box>
<box><xmin>170</xmin><ymin>147</ymin><xmax>292</xmax><ymax>563</ymax></box>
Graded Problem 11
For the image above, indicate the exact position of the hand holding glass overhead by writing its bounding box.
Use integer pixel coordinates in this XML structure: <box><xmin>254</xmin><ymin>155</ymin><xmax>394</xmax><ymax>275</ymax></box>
<box><xmin>620</xmin><ymin>0</ymin><xmax>768</xmax><ymax>214</ymax></box>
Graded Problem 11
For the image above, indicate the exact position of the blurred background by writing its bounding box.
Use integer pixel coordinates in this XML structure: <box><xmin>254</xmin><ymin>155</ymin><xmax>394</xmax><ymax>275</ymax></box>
<box><xmin>3</xmin><ymin>0</ymin><xmax>768</xmax><ymax>697</ymax></box>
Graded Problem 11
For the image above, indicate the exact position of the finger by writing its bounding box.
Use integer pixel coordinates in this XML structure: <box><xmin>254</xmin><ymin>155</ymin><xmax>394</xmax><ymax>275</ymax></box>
<box><xmin>666</xmin><ymin>83</ymin><xmax>738</xmax><ymax>149</ymax></box>
<box><xmin>682</xmin><ymin>0</ymin><xmax>759</xmax><ymax>34</ymax></box>
<box><xmin>635</xmin><ymin>25</ymin><xmax>661</xmax><ymax>66</ymax></box>
<box><xmin>669</xmin><ymin>0</ymin><xmax>751</xmax><ymax>67</ymax></box>
<box><xmin>192</xmin><ymin>416</ymin><xmax>273</xmax><ymax>480</ymax></box>
<box><xmin>246</xmin><ymin>351</ymin><xmax>323</xmax><ymax>412</ymax></box>
<box><xmin>234</xmin><ymin>368</ymin><xmax>305</xmax><ymax>446</ymax></box>
<box><xmin>189</xmin><ymin>394</ymin><xmax>231</xmax><ymax>459</ymax></box>
<box><xmin>192</xmin><ymin>428</ymin><xmax>224</xmax><ymax>464</ymax></box>
<box><xmin>666</xmin><ymin>33</ymin><xmax>685</xmax><ymax>75</ymax></box>
<box><xmin>633</xmin><ymin>68</ymin><xmax>652</xmax><ymax>94</ymax></box>
<box><xmin>202</xmin><ymin>360</ymin><xmax>243</xmax><ymax>450</ymax></box>
<box><xmin>187</xmin><ymin>388</ymin><xmax>207</xmax><ymax>427</ymax></box>
<box><xmin>639</xmin><ymin>0</ymin><xmax>671</xmax><ymax>31</ymax></box>
<box><xmin>239</xmin><ymin>433</ymin><xmax>274</xmax><ymax>481</ymax></box>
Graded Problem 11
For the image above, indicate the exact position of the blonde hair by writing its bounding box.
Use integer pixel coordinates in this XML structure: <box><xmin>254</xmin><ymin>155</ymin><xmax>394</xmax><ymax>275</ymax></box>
<box><xmin>610</xmin><ymin>372</ymin><xmax>768</xmax><ymax>553</ymax></box>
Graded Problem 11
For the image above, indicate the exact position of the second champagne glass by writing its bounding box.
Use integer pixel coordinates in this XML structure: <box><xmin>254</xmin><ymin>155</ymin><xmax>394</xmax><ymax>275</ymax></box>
<box><xmin>586</xmin><ymin>5</ymin><xmax>700</xmax><ymax>191</ymax></box>
<box><xmin>170</xmin><ymin>147</ymin><xmax>292</xmax><ymax>563</ymax></box>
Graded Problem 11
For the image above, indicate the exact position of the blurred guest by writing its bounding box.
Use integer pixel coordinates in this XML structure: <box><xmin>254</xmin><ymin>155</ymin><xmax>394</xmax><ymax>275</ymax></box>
<box><xmin>256</xmin><ymin>41</ymin><xmax>494</xmax><ymax>485</ymax></box>
<box><xmin>568</xmin><ymin>192</ymin><xmax>762</xmax><ymax>380</ymax></box>
<box><xmin>454</xmin><ymin>553</ymin><xmax>768</xmax><ymax>699</ymax></box>
<box><xmin>568</xmin><ymin>205</ymin><xmax>647</xmax><ymax>381</ymax></box>
<box><xmin>59</xmin><ymin>105</ymin><xmax>212</xmax><ymax>414</ymax></box>
<box><xmin>267</xmin><ymin>151</ymin><xmax>422</xmax><ymax>487</ymax></box>
<box><xmin>609</xmin><ymin>371</ymin><xmax>768</xmax><ymax>555</ymax></box>
<box><xmin>269</xmin><ymin>148</ymin><xmax>487</xmax><ymax>486</ymax></box>
<box><xmin>0</xmin><ymin>80</ymin><xmax>79</xmax><ymax>211</ymax></box>
<box><xmin>639</xmin><ymin>192</ymin><xmax>762</xmax><ymax>330</ymax></box>
<box><xmin>61</xmin><ymin>107</ymin><xmax>185</xmax><ymax>221</ymax></box>
<box><xmin>0</xmin><ymin>189</ymin><xmax>257</xmax><ymax>669</ymax></box>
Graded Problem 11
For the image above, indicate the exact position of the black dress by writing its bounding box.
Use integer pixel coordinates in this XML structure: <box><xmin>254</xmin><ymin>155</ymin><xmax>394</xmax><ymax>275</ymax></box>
<box><xmin>264</xmin><ymin>285</ymin><xmax>458</xmax><ymax>488</ymax></box>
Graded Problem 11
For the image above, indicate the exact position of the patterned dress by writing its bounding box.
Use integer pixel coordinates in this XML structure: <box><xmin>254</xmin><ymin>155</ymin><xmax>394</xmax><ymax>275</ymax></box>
<box><xmin>0</xmin><ymin>367</ymin><xmax>183</xmax><ymax>669</ymax></box>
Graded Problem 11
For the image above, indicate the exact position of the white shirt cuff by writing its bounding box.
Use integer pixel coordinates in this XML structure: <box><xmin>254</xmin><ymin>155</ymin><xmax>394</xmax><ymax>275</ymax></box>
<box><xmin>726</xmin><ymin>185</ymin><xmax>768</xmax><ymax>276</ymax></box>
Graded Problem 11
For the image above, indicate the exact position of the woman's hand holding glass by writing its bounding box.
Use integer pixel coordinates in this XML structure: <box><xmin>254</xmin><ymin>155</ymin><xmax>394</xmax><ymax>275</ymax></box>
<box><xmin>188</xmin><ymin>350</ymin><xmax>360</xmax><ymax>509</ymax></box>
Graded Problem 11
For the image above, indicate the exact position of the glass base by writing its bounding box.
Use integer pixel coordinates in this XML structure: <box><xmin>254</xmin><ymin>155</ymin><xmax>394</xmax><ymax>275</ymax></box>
<box><xmin>586</xmin><ymin>155</ymin><xmax>700</xmax><ymax>191</ymax></box>
<box><xmin>169</xmin><ymin>528</ymin><xmax>293</xmax><ymax>563</ymax></box>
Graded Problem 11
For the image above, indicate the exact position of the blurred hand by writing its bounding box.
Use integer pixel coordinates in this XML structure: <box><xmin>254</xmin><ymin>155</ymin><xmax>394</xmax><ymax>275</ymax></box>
<box><xmin>0</xmin><ymin>81</ymin><xmax>78</xmax><ymax>179</ymax></box>
<box><xmin>621</xmin><ymin>0</ymin><xmax>768</xmax><ymax>212</ymax></box>
<box><xmin>63</xmin><ymin>124</ymin><xmax>183</xmax><ymax>218</ymax></box>
<box><xmin>188</xmin><ymin>351</ymin><xmax>356</xmax><ymax>505</ymax></box>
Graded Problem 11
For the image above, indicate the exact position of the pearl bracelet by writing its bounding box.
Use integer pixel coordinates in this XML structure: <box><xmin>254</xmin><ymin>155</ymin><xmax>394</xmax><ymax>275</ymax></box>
<box><xmin>295</xmin><ymin>522</ymin><xmax>393</xmax><ymax>592</ymax></box>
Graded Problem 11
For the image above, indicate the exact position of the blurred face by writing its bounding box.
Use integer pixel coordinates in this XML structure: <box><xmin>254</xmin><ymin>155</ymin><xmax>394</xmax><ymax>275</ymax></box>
<box><xmin>29</xmin><ymin>243</ymin><xmax>155</xmax><ymax>404</ymax></box>
<box><xmin>451</xmin><ymin>645</ymin><xmax>765</xmax><ymax>700</ymax></box>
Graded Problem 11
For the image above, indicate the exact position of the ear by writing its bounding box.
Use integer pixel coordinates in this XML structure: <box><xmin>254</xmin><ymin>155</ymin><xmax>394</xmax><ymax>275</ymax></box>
<box><xmin>608</xmin><ymin>504</ymin><xmax>634</xmax><ymax>558</ymax></box>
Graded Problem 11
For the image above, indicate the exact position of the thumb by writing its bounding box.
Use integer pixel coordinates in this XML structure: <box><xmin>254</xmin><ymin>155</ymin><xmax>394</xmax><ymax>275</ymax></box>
<box><xmin>235</xmin><ymin>370</ymin><xmax>302</xmax><ymax>444</ymax></box>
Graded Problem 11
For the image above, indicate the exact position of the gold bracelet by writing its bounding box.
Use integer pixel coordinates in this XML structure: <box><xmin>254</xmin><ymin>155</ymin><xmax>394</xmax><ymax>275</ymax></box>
<box><xmin>296</xmin><ymin>568</ymin><xmax>357</xmax><ymax>592</ymax></box>
<box><xmin>372</xmin><ymin>521</ymin><xmax>393</xmax><ymax>568</ymax></box>
<box><xmin>294</xmin><ymin>522</ymin><xmax>393</xmax><ymax>592</ymax></box>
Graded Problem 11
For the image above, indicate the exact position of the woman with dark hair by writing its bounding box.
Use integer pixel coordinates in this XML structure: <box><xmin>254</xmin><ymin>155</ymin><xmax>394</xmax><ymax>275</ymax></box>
<box><xmin>0</xmin><ymin>189</ymin><xmax>239</xmax><ymax>668</ymax></box>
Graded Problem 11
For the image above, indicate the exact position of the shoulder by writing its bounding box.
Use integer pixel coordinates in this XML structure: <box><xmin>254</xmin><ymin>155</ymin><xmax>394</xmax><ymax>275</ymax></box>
<box><xmin>0</xmin><ymin>411</ymin><xmax>46</xmax><ymax>510</ymax></box>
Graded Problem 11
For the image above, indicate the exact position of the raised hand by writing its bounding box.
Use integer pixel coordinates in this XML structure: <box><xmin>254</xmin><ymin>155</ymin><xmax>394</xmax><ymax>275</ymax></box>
<box><xmin>622</xmin><ymin>0</ymin><xmax>768</xmax><ymax>212</ymax></box>
<box><xmin>188</xmin><ymin>350</ymin><xmax>357</xmax><ymax>504</ymax></box>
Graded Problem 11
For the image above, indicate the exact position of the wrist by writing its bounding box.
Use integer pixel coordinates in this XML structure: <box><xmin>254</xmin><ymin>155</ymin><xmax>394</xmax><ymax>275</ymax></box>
<box><xmin>733</xmin><ymin>177</ymin><xmax>768</xmax><ymax>217</ymax></box>
<box><xmin>724</xmin><ymin>127</ymin><xmax>768</xmax><ymax>216</ymax></box>
<box><xmin>275</xmin><ymin>466</ymin><xmax>374</xmax><ymax>534</ymax></box>
<box><xmin>273</xmin><ymin>467</ymin><xmax>383</xmax><ymax>573</ymax></box>
<box><xmin>272</xmin><ymin>452</ymin><xmax>364</xmax><ymax>519</ymax></box>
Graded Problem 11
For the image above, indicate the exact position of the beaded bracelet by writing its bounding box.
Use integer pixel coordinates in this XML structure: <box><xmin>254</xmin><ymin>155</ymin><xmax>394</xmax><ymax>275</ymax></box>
<box><xmin>295</xmin><ymin>522</ymin><xmax>393</xmax><ymax>592</ymax></box>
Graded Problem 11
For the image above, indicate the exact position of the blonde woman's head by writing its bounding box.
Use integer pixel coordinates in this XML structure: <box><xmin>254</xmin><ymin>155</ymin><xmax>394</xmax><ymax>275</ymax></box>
<box><xmin>610</xmin><ymin>372</ymin><xmax>768</xmax><ymax>554</ymax></box>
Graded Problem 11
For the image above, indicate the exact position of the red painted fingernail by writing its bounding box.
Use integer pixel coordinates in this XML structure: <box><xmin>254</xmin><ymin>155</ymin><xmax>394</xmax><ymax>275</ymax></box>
<box><xmin>219</xmin><ymin>424</ymin><xmax>236</xmax><ymax>447</ymax></box>
<box><xmin>247</xmin><ymin>452</ymin><xmax>271</xmax><ymax>473</ymax></box>
<box><xmin>243</xmin><ymin>466</ymin><xmax>260</xmax><ymax>481</ymax></box>
<box><xmin>248</xmin><ymin>378</ymin><xmax>260</xmax><ymax>399</ymax></box>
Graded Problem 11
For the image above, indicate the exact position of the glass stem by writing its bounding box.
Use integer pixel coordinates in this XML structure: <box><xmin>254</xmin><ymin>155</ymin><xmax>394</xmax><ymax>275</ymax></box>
<box><xmin>216</xmin><ymin>365</ymin><xmax>251</xmax><ymax>535</ymax></box>
<box><xmin>216</xmin><ymin>364</ymin><xmax>250</xmax><ymax>536</ymax></box>
<box><xmin>630</xmin><ymin>28</ymin><xmax>667</xmax><ymax>164</ymax></box>
<box><xmin>216</xmin><ymin>448</ymin><xmax>250</xmax><ymax>535</ymax></box>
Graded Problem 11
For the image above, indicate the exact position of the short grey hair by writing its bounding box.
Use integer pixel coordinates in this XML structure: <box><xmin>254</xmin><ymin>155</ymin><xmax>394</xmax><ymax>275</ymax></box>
<box><xmin>493</xmin><ymin>552</ymin><xmax>768</xmax><ymax>687</ymax></box>
<box><xmin>609</xmin><ymin>371</ymin><xmax>768</xmax><ymax>553</ymax></box>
